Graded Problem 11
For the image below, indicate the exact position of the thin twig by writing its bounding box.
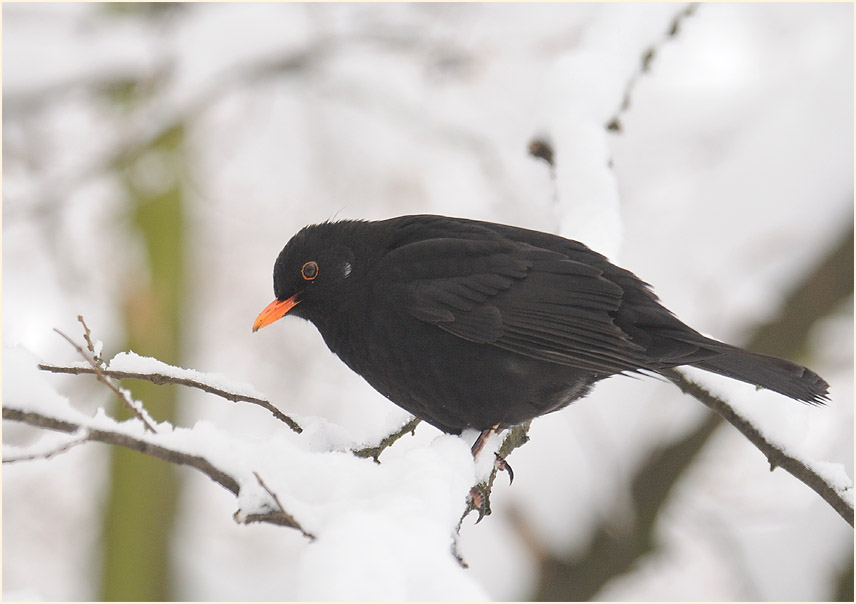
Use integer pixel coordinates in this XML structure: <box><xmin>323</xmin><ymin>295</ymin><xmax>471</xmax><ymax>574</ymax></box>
<box><xmin>77</xmin><ymin>315</ymin><xmax>102</xmax><ymax>365</ymax></box>
<box><xmin>38</xmin><ymin>362</ymin><xmax>303</xmax><ymax>434</ymax></box>
<box><xmin>52</xmin><ymin>328</ymin><xmax>157</xmax><ymax>433</ymax></box>
<box><xmin>3</xmin><ymin>433</ymin><xmax>92</xmax><ymax>463</ymax></box>
<box><xmin>242</xmin><ymin>472</ymin><xmax>316</xmax><ymax>539</ymax></box>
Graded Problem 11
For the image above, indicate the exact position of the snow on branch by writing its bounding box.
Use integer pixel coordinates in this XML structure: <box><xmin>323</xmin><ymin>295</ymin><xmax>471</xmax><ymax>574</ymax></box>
<box><xmin>663</xmin><ymin>368</ymin><xmax>854</xmax><ymax>527</ymax></box>
<box><xmin>2</xmin><ymin>320</ymin><xmax>482</xmax><ymax>548</ymax></box>
<box><xmin>4</xmin><ymin>313</ymin><xmax>851</xmax><ymax>562</ymax></box>
<box><xmin>1</xmin><ymin>319</ymin><xmax>535</xmax><ymax>580</ymax></box>
<box><xmin>1</xmin><ymin>404</ymin><xmax>314</xmax><ymax>537</ymax></box>
<box><xmin>40</xmin><ymin>353</ymin><xmax>304</xmax><ymax>433</ymax></box>
<box><xmin>3</xmin><ymin>330</ymin><xmax>492</xmax><ymax>587</ymax></box>
<box><xmin>353</xmin><ymin>416</ymin><xmax>422</xmax><ymax>461</ymax></box>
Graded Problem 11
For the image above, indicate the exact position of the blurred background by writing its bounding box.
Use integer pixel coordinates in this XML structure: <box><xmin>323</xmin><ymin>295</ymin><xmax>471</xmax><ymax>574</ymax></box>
<box><xmin>3</xmin><ymin>2</ymin><xmax>853</xmax><ymax>601</ymax></box>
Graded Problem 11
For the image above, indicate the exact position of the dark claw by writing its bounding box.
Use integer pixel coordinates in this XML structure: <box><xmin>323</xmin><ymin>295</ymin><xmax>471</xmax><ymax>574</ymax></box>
<box><xmin>469</xmin><ymin>486</ymin><xmax>490</xmax><ymax>523</ymax></box>
<box><xmin>494</xmin><ymin>453</ymin><xmax>514</xmax><ymax>484</ymax></box>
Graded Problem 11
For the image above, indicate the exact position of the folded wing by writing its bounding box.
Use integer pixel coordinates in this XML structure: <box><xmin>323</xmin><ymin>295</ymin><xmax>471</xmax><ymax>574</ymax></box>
<box><xmin>381</xmin><ymin>235</ymin><xmax>657</xmax><ymax>375</ymax></box>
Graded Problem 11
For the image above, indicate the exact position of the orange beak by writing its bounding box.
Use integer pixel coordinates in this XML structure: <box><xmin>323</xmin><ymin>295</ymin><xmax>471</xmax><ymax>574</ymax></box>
<box><xmin>252</xmin><ymin>294</ymin><xmax>301</xmax><ymax>332</ymax></box>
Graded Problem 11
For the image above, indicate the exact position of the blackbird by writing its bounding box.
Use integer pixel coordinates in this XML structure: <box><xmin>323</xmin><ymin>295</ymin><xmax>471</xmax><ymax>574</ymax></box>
<box><xmin>253</xmin><ymin>214</ymin><xmax>829</xmax><ymax>436</ymax></box>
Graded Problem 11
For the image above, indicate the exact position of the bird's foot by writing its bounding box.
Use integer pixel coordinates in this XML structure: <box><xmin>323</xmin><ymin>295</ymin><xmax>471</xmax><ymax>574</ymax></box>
<box><xmin>468</xmin><ymin>484</ymin><xmax>491</xmax><ymax>523</ymax></box>
<box><xmin>494</xmin><ymin>452</ymin><xmax>514</xmax><ymax>484</ymax></box>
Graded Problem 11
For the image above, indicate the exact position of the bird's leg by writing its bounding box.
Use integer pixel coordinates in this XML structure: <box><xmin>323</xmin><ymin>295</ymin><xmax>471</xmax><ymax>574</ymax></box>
<box><xmin>463</xmin><ymin>423</ymin><xmax>531</xmax><ymax>524</ymax></box>
<box><xmin>468</xmin><ymin>425</ymin><xmax>498</xmax><ymax>523</ymax></box>
<box><xmin>470</xmin><ymin>424</ymin><xmax>514</xmax><ymax>484</ymax></box>
<box><xmin>470</xmin><ymin>425</ymin><xmax>499</xmax><ymax>458</ymax></box>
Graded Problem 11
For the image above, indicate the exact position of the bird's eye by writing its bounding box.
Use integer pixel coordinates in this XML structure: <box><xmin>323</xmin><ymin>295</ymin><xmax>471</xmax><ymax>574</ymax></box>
<box><xmin>301</xmin><ymin>261</ymin><xmax>319</xmax><ymax>281</ymax></box>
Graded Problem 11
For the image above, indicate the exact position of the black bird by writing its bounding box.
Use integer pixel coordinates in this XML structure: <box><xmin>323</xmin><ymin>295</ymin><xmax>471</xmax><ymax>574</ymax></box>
<box><xmin>253</xmin><ymin>215</ymin><xmax>829</xmax><ymax>436</ymax></box>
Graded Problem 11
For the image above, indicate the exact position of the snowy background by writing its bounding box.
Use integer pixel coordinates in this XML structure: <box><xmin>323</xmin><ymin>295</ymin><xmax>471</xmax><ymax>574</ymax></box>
<box><xmin>3</xmin><ymin>2</ymin><xmax>853</xmax><ymax>601</ymax></box>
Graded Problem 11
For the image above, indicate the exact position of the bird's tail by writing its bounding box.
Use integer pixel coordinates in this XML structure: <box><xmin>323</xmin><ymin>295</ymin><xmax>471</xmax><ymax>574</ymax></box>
<box><xmin>690</xmin><ymin>342</ymin><xmax>829</xmax><ymax>405</ymax></box>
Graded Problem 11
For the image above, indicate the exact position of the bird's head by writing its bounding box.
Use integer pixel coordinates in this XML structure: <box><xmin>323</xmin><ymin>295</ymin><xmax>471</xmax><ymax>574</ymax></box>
<box><xmin>252</xmin><ymin>223</ymin><xmax>358</xmax><ymax>332</ymax></box>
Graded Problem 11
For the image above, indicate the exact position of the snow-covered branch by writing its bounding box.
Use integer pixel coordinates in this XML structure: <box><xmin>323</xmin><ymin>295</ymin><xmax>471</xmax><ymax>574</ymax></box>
<box><xmin>353</xmin><ymin>417</ymin><xmax>421</xmax><ymax>461</ymax></box>
<box><xmin>3</xmin><ymin>337</ymin><xmax>486</xmax><ymax>591</ymax></box>
<box><xmin>1</xmin><ymin>404</ymin><xmax>314</xmax><ymax>537</ymax></box>
<box><xmin>664</xmin><ymin>368</ymin><xmax>854</xmax><ymax>527</ymax></box>
<box><xmin>9</xmin><ymin>316</ymin><xmax>853</xmax><ymax>531</ymax></box>
<box><xmin>39</xmin><ymin>355</ymin><xmax>303</xmax><ymax>434</ymax></box>
<box><xmin>3</xmin><ymin>318</ymin><xmax>487</xmax><ymax>542</ymax></box>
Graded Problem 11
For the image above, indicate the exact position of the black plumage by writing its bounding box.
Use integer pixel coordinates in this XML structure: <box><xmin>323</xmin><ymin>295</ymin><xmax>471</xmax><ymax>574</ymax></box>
<box><xmin>253</xmin><ymin>215</ymin><xmax>829</xmax><ymax>434</ymax></box>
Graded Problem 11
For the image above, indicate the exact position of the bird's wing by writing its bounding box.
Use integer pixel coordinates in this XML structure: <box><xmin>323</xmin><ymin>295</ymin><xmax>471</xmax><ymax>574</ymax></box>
<box><xmin>378</xmin><ymin>236</ymin><xmax>654</xmax><ymax>374</ymax></box>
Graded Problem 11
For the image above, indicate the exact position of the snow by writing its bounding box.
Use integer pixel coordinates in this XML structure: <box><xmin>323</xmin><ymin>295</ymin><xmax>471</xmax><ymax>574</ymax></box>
<box><xmin>3</xmin><ymin>346</ymin><xmax>96</xmax><ymax>425</ymax></box>
<box><xmin>812</xmin><ymin>461</ymin><xmax>856</xmax><ymax>503</ymax></box>
<box><xmin>108</xmin><ymin>350</ymin><xmax>273</xmax><ymax>403</ymax></box>
<box><xmin>297</xmin><ymin>503</ymin><xmax>486</xmax><ymax>601</ymax></box>
<box><xmin>4</xmin><ymin>344</ymin><xmax>486</xmax><ymax>599</ymax></box>
<box><xmin>543</xmin><ymin>51</ymin><xmax>625</xmax><ymax>260</ymax></box>
<box><xmin>7</xmin><ymin>333</ymin><xmax>849</xmax><ymax>600</ymax></box>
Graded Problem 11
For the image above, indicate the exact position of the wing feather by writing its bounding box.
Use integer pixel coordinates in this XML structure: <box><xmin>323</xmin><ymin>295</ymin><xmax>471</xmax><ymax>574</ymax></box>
<box><xmin>377</xmin><ymin>231</ymin><xmax>653</xmax><ymax>372</ymax></box>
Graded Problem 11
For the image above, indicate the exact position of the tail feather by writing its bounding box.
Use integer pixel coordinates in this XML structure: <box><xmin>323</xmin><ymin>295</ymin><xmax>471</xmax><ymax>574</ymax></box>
<box><xmin>691</xmin><ymin>343</ymin><xmax>829</xmax><ymax>405</ymax></box>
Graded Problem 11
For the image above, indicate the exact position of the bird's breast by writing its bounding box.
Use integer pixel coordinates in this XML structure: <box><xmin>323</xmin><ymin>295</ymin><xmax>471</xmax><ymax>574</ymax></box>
<box><xmin>314</xmin><ymin>306</ymin><xmax>598</xmax><ymax>432</ymax></box>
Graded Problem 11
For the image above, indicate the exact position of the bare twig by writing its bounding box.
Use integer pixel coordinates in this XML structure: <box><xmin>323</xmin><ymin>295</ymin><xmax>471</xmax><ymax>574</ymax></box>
<box><xmin>662</xmin><ymin>368</ymin><xmax>854</xmax><ymax>527</ymax></box>
<box><xmin>241</xmin><ymin>472</ymin><xmax>316</xmax><ymax>539</ymax></box>
<box><xmin>77</xmin><ymin>315</ymin><xmax>103</xmax><ymax>365</ymax></box>
<box><xmin>3</xmin><ymin>433</ymin><xmax>92</xmax><ymax>464</ymax></box>
<box><xmin>353</xmin><ymin>417</ymin><xmax>422</xmax><ymax>461</ymax></box>
<box><xmin>52</xmin><ymin>328</ymin><xmax>157</xmax><ymax>433</ymax></box>
<box><xmin>38</xmin><ymin>362</ymin><xmax>303</xmax><ymax>434</ymax></box>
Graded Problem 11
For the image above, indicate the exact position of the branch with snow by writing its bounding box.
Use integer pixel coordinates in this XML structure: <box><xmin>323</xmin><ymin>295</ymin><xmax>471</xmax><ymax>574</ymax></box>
<box><xmin>663</xmin><ymin>368</ymin><xmax>854</xmax><ymax>527</ymax></box>
<box><xmin>39</xmin><ymin>353</ymin><xmax>304</xmax><ymax>434</ymax></box>
<box><xmin>3</xmin><ymin>337</ymin><xmax>488</xmax><ymax>593</ymax></box>
<box><xmin>38</xmin><ymin>352</ymin><xmax>443</xmax><ymax>463</ymax></box>
<box><xmin>1</xmin><ymin>404</ymin><xmax>312</xmax><ymax>538</ymax></box>
<box><xmin>4</xmin><ymin>312</ymin><xmax>851</xmax><ymax>579</ymax></box>
<box><xmin>2</xmin><ymin>321</ymin><xmax>485</xmax><ymax>546</ymax></box>
<box><xmin>353</xmin><ymin>417</ymin><xmax>422</xmax><ymax>461</ymax></box>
